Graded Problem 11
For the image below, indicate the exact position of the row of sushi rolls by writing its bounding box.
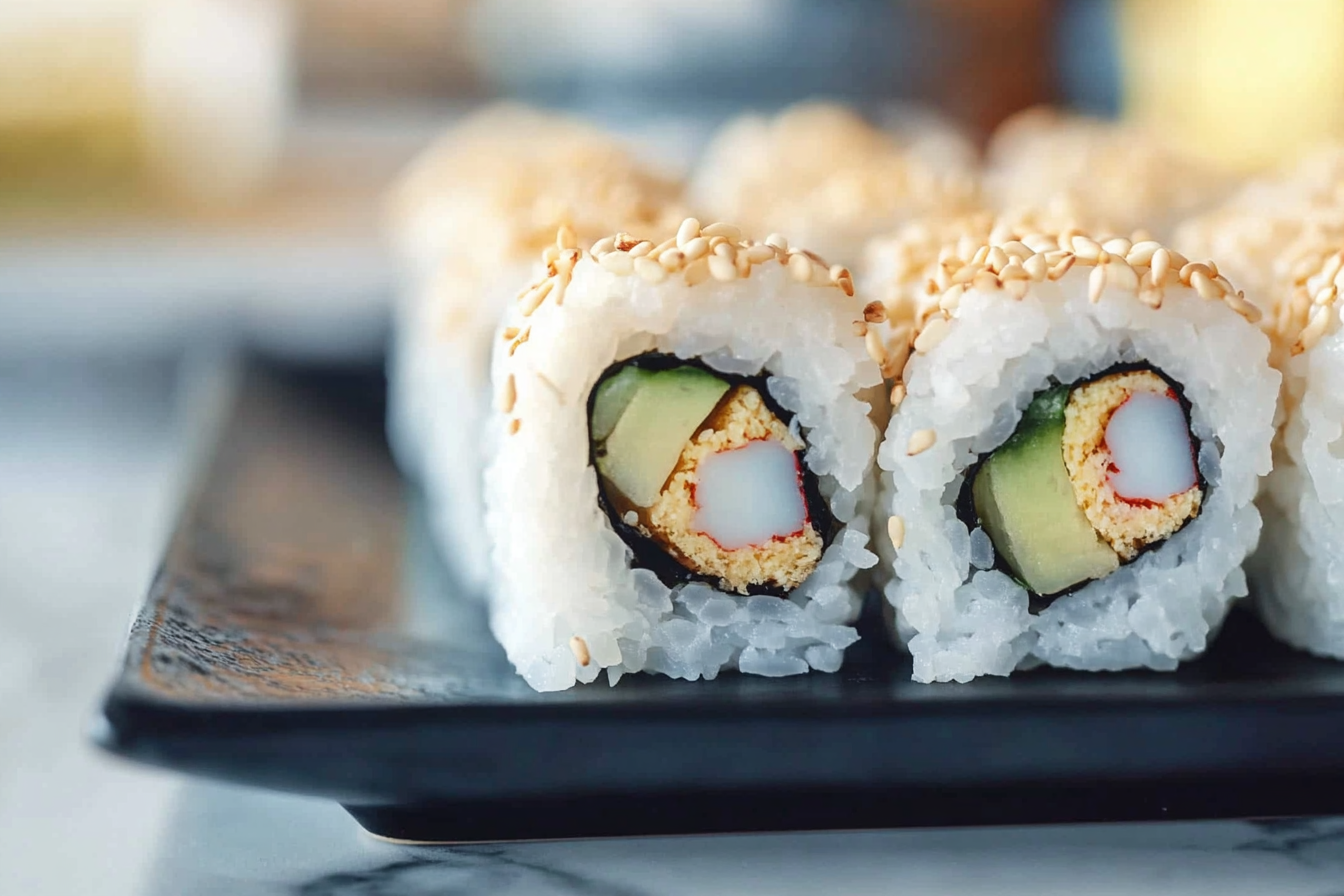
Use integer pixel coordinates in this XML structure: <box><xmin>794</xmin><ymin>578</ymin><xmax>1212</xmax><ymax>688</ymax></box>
<box><xmin>387</xmin><ymin>101</ymin><xmax>1344</xmax><ymax>691</ymax></box>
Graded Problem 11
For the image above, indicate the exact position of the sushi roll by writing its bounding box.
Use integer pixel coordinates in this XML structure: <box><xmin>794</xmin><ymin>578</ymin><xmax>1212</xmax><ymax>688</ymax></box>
<box><xmin>483</xmin><ymin>218</ymin><xmax>881</xmax><ymax>691</ymax></box>
<box><xmin>386</xmin><ymin>105</ymin><xmax>682</xmax><ymax>590</ymax></box>
<box><xmin>874</xmin><ymin>228</ymin><xmax>1278</xmax><ymax>682</ymax></box>
<box><xmin>1254</xmin><ymin>243</ymin><xmax>1344</xmax><ymax>658</ymax></box>
<box><xmin>985</xmin><ymin>107</ymin><xmax>1231</xmax><ymax>240</ymax></box>
<box><xmin>1174</xmin><ymin>146</ymin><xmax>1344</xmax><ymax>314</ymax></box>
<box><xmin>687</xmin><ymin>102</ymin><xmax>979</xmax><ymax>267</ymax></box>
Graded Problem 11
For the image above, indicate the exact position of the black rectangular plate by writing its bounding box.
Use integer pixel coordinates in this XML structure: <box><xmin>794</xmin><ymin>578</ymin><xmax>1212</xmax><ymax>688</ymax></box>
<box><xmin>95</xmin><ymin>358</ymin><xmax>1344</xmax><ymax>841</ymax></box>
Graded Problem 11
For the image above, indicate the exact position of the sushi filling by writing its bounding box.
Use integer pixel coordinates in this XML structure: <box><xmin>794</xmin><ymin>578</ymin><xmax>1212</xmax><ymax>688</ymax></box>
<box><xmin>589</xmin><ymin>356</ymin><xmax>826</xmax><ymax>595</ymax></box>
<box><xmin>965</xmin><ymin>365</ymin><xmax>1202</xmax><ymax>599</ymax></box>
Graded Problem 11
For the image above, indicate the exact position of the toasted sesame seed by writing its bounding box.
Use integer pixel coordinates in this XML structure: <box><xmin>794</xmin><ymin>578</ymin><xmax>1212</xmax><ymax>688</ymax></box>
<box><xmin>837</xmin><ymin>276</ymin><xmax>855</xmax><ymax>297</ymax></box>
<box><xmin>508</xmin><ymin>417</ymin><xmax>521</xmax><ymax>435</ymax></box>
<box><xmin>658</xmin><ymin>248</ymin><xmax>685</xmax><ymax>271</ymax></box>
<box><xmin>712</xmin><ymin>241</ymin><xmax>733</xmax><ymax>259</ymax></box>
<box><xmin>914</xmin><ymin>316</ymin><xmax>951</xmax><ymax>353</ymax></box>
<box><xmin>1190</xmin><ymin>270</ymin><xmax>1222</xmax><ymax>300</ymax></box>
<box><xmin>1179</xmin><ymin>261</ymin><xmax>1211</xmax><ymax>283</ymax></box>
<box><xmin>628</xmin><ymin>240</ymin><xmax>654</xmax><ymax>258</ymax></box>
<box><xmin>1000</xmin><ymin>260</ymin><xmax>1030</xmax><ymax>280</ymax></box>
<box><xmin>1315</xmin><ymin>284</ymin><xmax>1338</xmax><ymax>306</ymax></box>
<box><xmin>1224</xmin><ymin>289</ymin><xmax>1261</xmax><ymax>323</ymax></box>
<box><xmin>744</xmin><ymin>243</ymin><xmax>776</xmax><ymax>265</ymax></box>
<box><xmin>1151</xmin><ymin>247</ymin><xmax>1172</xmax><ymax>285</ymax></box>
<box><xmin>764</xmin><ymin>233</ymin><xmax>789</xmax><ymax>253</ymax></box>
<box><xmin>788</xmin><ymin>253</ymin><xmax>814</xmax><ymax>283</ymax></box>
<box><xmin>1166</xmin><ymin>249</ymin><xmax>1190</xmax><ymax>271</ymax></box>
<box><xmin>569</xmin><ymin>636</ymin><xmax>591</xmax><ymax>667</ymax></box>
<box><xmin>1088</xmin><ymin>263</ymin><xmax>1107</xmax><ymax>303</ymax></box>
<box><xmin>1023</xmin><ymin>253</ymin><xmax>1048</xmax><ymax>281</ymax></box>
<box><xmin>1106</xmin><ymin>259</ymin><xmax>1139</xmax><ymax>291</ymax></box>
<box><xmin>708</xmin><ymin>254</ymin><xmax>738</xmax><ymax>282</ymax></box>
<box><xmin>949</xmin><ymin>264</ymin><xmax>978</xmax><ymax>286</ymax></box>
<box><xmin>700</xmin><ymin>222</ymin><xmax>742</xmax><ymax>241</ymax></box>
<box><xmin>1321</xmin><ymin>253</ymin><xmax>1344</xmax><ymax>287</ymax></box>
<box><xmin>972</xmin><ymin>270</ymin><xmax>1000</xmax><ymax>293</ymax></box>
<box><xmin>683</xmin><ymin>257</ymin><xmax>710</xmax><ymax>286</ymax></box>
<box><xmin>1071</xmin><ymin>236</ymin><xmax>1102</xmax><ymax>261</ymax></box>
<box><xmin>1048</xmin><ymin>255</ymin><xmax>1076</xmax><ymax>281</ymax></box>
<box><xmin>599</xmin><ymin>251</ymin><xmax>634</xmax><ymax>275</ymax></box>
<box><xmin>508</xmin><ymin>328</ymin><xmax>529</xmax><ymax>356</ymax></box>
<box><xmin>591</xmin><ymin>236</ymin><xmax>616</xmax><ymax>256</ymax></box>
<box><xmin>886</xmin><ymin>326</ymin><xmax>913</xmax><ymax>377</ymax></box>
<box><xmin>502</xmin><ymin>326</ymin><xmax>520</xmax><ymax>341</ymax></box>
<box><xmin>986</xmin><ymin>246</ymin><xmax>1009</xmax><ymax>273</ymax></box>
<box><xmin>852</xmin><ymin>320</ymin><xmax>868</xmax><ymax>337</ymax></box>
<box><xmin>518</xmin><ymin>278</ymin><xmax>553</xmax><ymax>316</ymax></box>
<box><xmin>651</xmin><ymin>236</ymin><xmax>679</xmax><ymax>258</ymax></box>
<box><xmin>676</xmin><ymin>217</ymin><xmax>702</xmax><ymax>247</ymax></box>
<box><xmin>499</xmin><ymin>374</ymin><xmax>516</xmax><ymax>413</ymax></box>
<box><xmin>1000</xmin><ymin>240</ymin><xmax>1033</xmax><ymax>259</ymax></box>
<box><xmin>1139</xmin><ymin>286</ymin><xmax>1163</xmax><ymax>309</ymax></box>
<box><xmin>635</xmin><ymin>256</ymin><xmax>668</xmax><ymax>283</ymax></box>
<box><xmin>1126</xmin><ymin>241</ymin><xmax>1161</xmax><ymax>267</ymax></box>
<box><xmin>557</xmin><ymin>224</ymin><xmax>577</xmax><ymax>251</ymax></box>
<box><xmin>1103</xmin><ymin>237</ymin><xmax>1133</xmax><ymax>257</ymax></box>
<box><xmin>681</xmin><ymin>236</ymin><xmax>710</xmax><ymax>261</ymax></box>
<box><xmin>939</xmin><ymin>283</ymin><xmax>965</xmax><ymax>312</ymax></box>
<box><xmin>1297</xmin><ymin>304</ymin><xmax>1332</xmax><ymax>353</ymax></box>
<box><xmin>864</xmin><ymin>329</ymin><xmax>888</xmax><ymax>367</ymax></box>
<box><xmin>889</xmin><ymin>381</ymin><xmax>906</xmax><ymax>410</ymax></box>
<box><xmin>1005</xmin><ymin>278</ymin><xmax>1031</xmax><ymax>300</ymax></box>
<box><xmin>862</xmin><ymin>301</ymin><xmax>887</xmax><ymax>324</ymax></box>
<box><xmin>907</xmin><ymin>429</ymin><xmax>936</xmax><ymax>456</ymax></box>
<box><xmin>971</xmin><ymin>245</ymin><xmax>991</xmax><ymax>265</ymax></box>
<box><xmin>887</xmin><ymin>515</ymin><xmax>905</xmax><ymax>550</ymax></box>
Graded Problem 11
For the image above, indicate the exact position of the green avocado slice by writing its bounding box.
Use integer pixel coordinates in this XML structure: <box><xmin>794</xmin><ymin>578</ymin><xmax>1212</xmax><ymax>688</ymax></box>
<box><xmin>971</xmin><ymin>385</ymin><xmax>1119</xmax><ymax>595</ymax></box>
<box><xmin>591</xmin><ymin>365</ymin><xmax>730</xmax><ymax>508</ymax></box>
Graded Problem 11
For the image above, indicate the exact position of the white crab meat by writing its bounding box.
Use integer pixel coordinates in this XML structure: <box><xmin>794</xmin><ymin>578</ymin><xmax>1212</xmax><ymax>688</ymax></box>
<box><xmin>1105</xmin><ymin>391</ymin><xmax>1198</xmax><ymax>501</ymax></box>
<box><xmin>691</xmin><ymin>439</ymin><xmax>808</xmax><ymax>550</ymax></box>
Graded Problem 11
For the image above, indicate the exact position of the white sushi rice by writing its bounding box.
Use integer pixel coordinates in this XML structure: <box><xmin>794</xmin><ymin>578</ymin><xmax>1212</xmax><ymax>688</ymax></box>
<box><xmin>878</xmin><ymin>266</ymin><xmax>1279</xmax><ymax>683</ymax></box>
<box><xmin>1255</xmin><ymin>266</ymin><xmax>1344</xmax><ymax>658</ymax></box>
<box><xmin>484</xmin><ymin>245</ymin><xmax>881</xmax><ymax>691</ymax></box>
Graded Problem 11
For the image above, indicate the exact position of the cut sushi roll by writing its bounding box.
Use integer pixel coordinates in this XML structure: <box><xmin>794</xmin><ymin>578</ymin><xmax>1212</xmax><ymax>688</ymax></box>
<box><xmin>687</xmin><ymin>102</ymin><xmax>979</xmax><ymax>267</ymax></box>
<box><xmin>1254</xmin><ymin>243</ymin><xmax>1344</xmax><ymax>659</ymax></box>
<box><xmin>875</xmin><ymin>229</ymin><xmax>1278</xmax><ymax>682</ymax></box>
<box><xmin>386</xmin><ymin>104</ymin><xmax>682</xmax><ymax>590</ymax></box>
<box><xmin>484</xmin><ymin>219</ymin><xmax>881</xmax><ymax>691</ymax></box>
<box><xmin>985</xmin><ymin>107</ymin><xmax>1231</xmax><ymax>240</ymax></box>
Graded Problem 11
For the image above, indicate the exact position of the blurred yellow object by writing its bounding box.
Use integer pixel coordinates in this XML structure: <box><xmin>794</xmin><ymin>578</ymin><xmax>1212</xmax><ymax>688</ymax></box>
<box><xmin>1120</xmin><ymin>0</ymin><xmax>1344</xmax><ymax>172</ymax></box>
<box><xmin>0</xmin><ymin>0</ymin><xmax>292</xmax><ymax>212</ymax></box>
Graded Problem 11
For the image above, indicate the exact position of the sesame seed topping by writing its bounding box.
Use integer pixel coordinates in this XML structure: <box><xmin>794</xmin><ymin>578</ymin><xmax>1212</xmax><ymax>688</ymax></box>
<box><xmin>863</xmin><ymin>301</ymin><xmax>887</xmax><ymax>324</ymax></box>
<box><xmin>557</xmin><ymin>224</ymin><xmax>577</xmax><ymax>251</ymax></box>
<box><xmin>569</xmin><ymin>636</ymin><xmax>591</xmax><ymax>667</ymax></box>
<box><xmin>700</xmin><ymin>221</ymin><xmax>741</xmax><ymax>241</ymax></box>
<box><xmin>508</xmin><ymin>418</ymin><xmax>521</xmax><ymax>435</ymax></box>
<box><xmin>907</xmin><ymin>429</ymin><xmax>936</xmax><ymax>456</ymax></box>
<box><xmin>788</xmin><ymin>253</ymin><xmax>814</xmax><ymax>283</ymax></box>
<box><xmin>499</xmin><ymin>374</ymin><xmax>516</xmax><ymax>413</ymax></box>
<box><xmin>683</xmin><ymin>257</ymin><xmax>710</xmax><ymax>286</ymax></box>
<box><xmin>681</xmin><ymin>236</ymin><xmax>710</xmax><ymax>261</ymax></box>
<box><xmin>1088</xmin><ymin>261</ymin><xmax>1107</xmax><ymax>303</ymax></box>
<box><xmin>708</xmin><ymin>254</ymin><xmax>738</xmax><ymax>282</ymax></box>
<box><xmin>635</xmin><ymin>256</ymin><xmax>668</xmax><ymax>283</ymax></box>
<box><xmin>676</xmin><ymin>217</ymin><xmax>701</xmax><ymax>247</ymax></box>
<box><xmin>889</xmin><ymin>381</ymin><xmax>907</xmax><ymax>410</ymax></box>
<box><xmin>887</xmin><ymin>515</ymin><xmax>905</xmax><ymax>551</ymax></box>
<box><xmin>864</xmin><ymin>328</ymin><xmax>888</xmax><ymax>367</ymax></box>
<box><xmin>598</xmin><ymin>251</ymin><xmax>634</xmax><ymax>275</ymax></box>
<box><xmin>764</xmin><ymin>233</ymin><xmax>789</xmax><ymax>253</ymax></box>
<box><xmin>913</xmin><ymin>316</ymin><xmax>950</xmax><ymax>353</ymax></box>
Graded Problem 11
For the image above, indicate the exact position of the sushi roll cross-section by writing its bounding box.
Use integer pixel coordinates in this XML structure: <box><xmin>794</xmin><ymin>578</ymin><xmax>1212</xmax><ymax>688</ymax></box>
<box><xmin>589</xmin><ymin>357</ymin><xmax>828</xmax><ymax>596</ymax></box>
<box><xmin>874</xmin><ymin>226</ymin><xmax>1278</xmax><ymax>683</ymax></box>
<box><xmin>485</xmin><ymin>218</ymin><xmax>880</xmax><ymax>690</ymax></box>
<box><xmin>967</xmin><ymin>367</ymin><xmax>1202</xmax><ymax>599</ymax></box>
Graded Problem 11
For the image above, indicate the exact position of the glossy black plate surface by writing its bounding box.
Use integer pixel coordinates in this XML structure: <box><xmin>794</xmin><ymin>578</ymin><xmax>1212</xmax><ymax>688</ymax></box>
<box><xmin>95</xmin><ymin>359</ymin><xmax>1344</xmax><ymax>841</ymax></box>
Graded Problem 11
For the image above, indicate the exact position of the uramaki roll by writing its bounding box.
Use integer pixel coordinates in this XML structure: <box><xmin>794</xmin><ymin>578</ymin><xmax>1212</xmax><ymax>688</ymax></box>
<box><xmin>1255</xmin><ymin>243</ymin><xmax>1344</xmax><ymax>658</ymax></box>
<box><xmin>483</xmin><ymin>219</ymin><xmax>881</xmax><ymax>691</ymax></box>
<box><xmin>687</xmin><ymin>102</ymin><xmax>979</xmax><ymax>267</ymax></box>
<box><xmin>385</xmin><ymin>104</ymin><xmax>682</xmax><ymax>590</ymax></box>
<box><xmin>985</xmin><ymin>107</ymin><xmax>1231</xmax><ymax>240</ymax></box>
<box><xmin>875</xmin><ymin>229</ymin><xmax>1278</xmax><ymax>682</ymax></box>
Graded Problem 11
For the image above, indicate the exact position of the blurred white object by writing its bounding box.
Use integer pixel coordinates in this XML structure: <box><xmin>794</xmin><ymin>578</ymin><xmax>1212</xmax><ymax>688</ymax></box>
<box><xmin>139</xmin><ymin>0</ymin><xmax>293</xmax><ymax>204</ymax></box>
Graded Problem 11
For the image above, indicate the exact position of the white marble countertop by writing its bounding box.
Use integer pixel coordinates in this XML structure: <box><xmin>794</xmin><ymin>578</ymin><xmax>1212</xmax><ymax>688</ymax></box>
<box><xmin>4</xmin><ymin>359</ymin><xmax>1344</xmax><ymax>896</ymax></box>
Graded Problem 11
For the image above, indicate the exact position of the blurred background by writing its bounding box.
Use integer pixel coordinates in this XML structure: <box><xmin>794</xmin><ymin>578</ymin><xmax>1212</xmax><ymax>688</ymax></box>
<box><xmin>4</xmin><ymin>1</ymin><xmax>1344</xmax><ymax>892</ymax></box>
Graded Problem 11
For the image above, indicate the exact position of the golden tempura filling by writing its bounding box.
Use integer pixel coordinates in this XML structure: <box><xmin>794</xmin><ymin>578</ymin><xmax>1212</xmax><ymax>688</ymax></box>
<box><xmin>1063</xmin><ymin>370</ymin><xmax>1202</xmax><ymax>561</ymax></box>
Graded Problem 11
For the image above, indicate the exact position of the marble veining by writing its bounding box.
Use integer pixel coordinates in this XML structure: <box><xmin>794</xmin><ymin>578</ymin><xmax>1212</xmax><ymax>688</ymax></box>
<box><xmin>141</xmin><ymin>783</ymin><xmax>1344</xmax><ymax>896</ymax></box>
